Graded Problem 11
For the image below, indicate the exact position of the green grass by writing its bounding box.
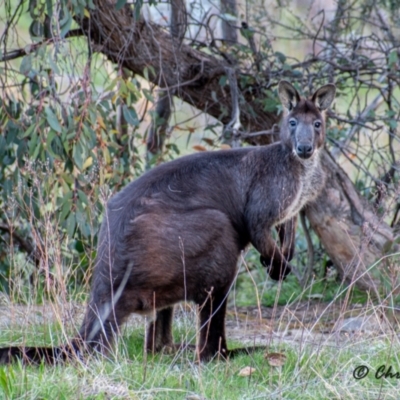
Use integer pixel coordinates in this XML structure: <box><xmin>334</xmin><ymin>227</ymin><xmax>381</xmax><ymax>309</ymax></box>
<box><xmin>1</xmin><ymin>312</ymin><xmax>400</xmax><ymax>399</ymax></box>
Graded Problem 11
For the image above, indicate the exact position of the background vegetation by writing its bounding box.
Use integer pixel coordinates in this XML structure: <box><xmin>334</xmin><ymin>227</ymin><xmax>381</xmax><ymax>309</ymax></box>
<box><xmin>1</xmin><ymin>0</ymin><xmax>399</xmax><ymax>305</ymax></box>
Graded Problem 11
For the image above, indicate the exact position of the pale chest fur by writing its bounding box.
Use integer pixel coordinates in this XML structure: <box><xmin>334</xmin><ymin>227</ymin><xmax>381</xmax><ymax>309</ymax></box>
<box><xmin>277</xmin><ymin>153</ymin><xmax>325</xmax><ymax>225</ymax></box>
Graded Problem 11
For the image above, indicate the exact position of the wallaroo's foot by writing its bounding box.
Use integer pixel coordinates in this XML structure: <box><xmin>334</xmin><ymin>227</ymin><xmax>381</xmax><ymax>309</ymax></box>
<box><xmin>181</xmin><ymin>345</ymin><xmax>266</xmax><ymax>363</ymax></box>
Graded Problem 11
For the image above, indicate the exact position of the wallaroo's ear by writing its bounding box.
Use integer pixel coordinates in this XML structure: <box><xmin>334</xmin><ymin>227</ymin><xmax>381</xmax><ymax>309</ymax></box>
<box><xmin>278</xmin><ymin>80</ymin><xmax>301</xmax><ymax>111</ymax></box>
<box><xmin>311</xmin><ymin>84</ymin><xmax>336</xmax><ymax>111</ymax></box>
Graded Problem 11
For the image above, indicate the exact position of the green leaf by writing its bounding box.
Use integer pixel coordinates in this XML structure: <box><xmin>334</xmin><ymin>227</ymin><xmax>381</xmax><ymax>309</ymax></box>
<box><xmin>29</xmin><ymin>0</ymin><xmax>40</xmax><ymax>18</ymax></box>
<box><xmin>0</xmin><ymin>136</ymin><xmax>5</xmax><ymax>158</ymax></box>
<box><xmin>46</xmin><ymin>129</ymin><xmax>56</xmax><ymax>149</ymax></box>
<box><xmin>218</xmin><ymin>75</ymin><xmax>227</xmax><ymax>87</ymax></box>
<box><xmin>115</xmin><ymin>0</ymin><xmax>127</xmax><ymax>10</ymax></box>
<box><xmin>45</xmin><ymin>0</ymin><xmax>53</xmax><ymax>16</ymax></box>
<box><xmin>20</xmin><ymin>123</ymin><xmax>36</xmax><ymax>138</ymax></box>
<box><xmin>2</xmin><ymin>153</ymin><xmax>15</xmax><ymax>166</ymax></box>
<box><xmin>165</xmin><ymin>143</ymin><xmax>180</xmax><ymax>155</ymax></box>
<box><xmin>383</xmin><ymin>240</ymin><xmax>393</xmax><ymax>254</ymax></box>
<box><xmin>0</xmin><ymin>368</ymin><xmax>10</xmax><ymax>397</ymax></box>
<box><xmin>388</xmin><ymin>119</ymin><xmax>397</xmax><ymax>130</ymax></box>
<box><xmin>60</xmin><ymin>9</ymin><xmax>72</xmax><ymax>38</ymax></box>
<box><xmin>274</xmin><ymin>51</ymin><xmax>286</xmax><ymax>63</ymax></box>
<box><xmin>17</xmin><ymin>140</ymin><xmax>27</xmax><ymax>165</ymax></box>
<box><xmin>388</xmin><ymin>50</ymin><xmax>398</xmax><ymax>68</ymax></box>
<box><xmin>122</xmin><ymin>105</ymin><xmax>139</xmax><ymax>126</ymax></box>
<box><xmin>45</xmin><ymin>107</ymin><xmax>62</xmax><ymax>133</ymax></box>
<box><xmin>126</xmin><ymin>80</ymin><xmax>141</xmax><ymax>99</ymax></box>
<box><xmin>142</xmin><ymin>89</ymin><xmax>154</xmax><ymax>102</ymax></box>
<box><xmin>48</xmin><ymin>53</ymin><xmax>60</xmax><ymax>75</ymax></box>
<box><xmin>46</xmin><ymin>129</ymin><xmax>61</xmax><ymax>159</ymax></box>
<box><xmin>66</xmin><ymin>213</ymin><xmax>76</xmax><ymax>238</ymax></box>
<box><xmin>73</xmin><ymin>147</ymin><xmax>83</xmax><ymax>170</ymax></box>
<box><xmin>240</xmin><ymin>25</ymin><xmax>255</xmax><ymax>40</ymax></box>
<box><xmin>59</xmin><ymin>192</ymin><xmax>73</xmax><ymax>222</ymax></box>
<box><xmin>73</xmin><ymin>140</ymin><xmax>86</xmax><ymax>170</ymax></box>
<box><xmin>29</xmin><ymin>20</ymin><xmax>44</xmax><ymax>38</ymax></box>
<box><xmin>28</xmin><ymin>132</ymin><xmax>39</xmax><ymax>156</ymax></box>
<box><xmin>31</xmin><ymin>140</ymin><xmax>42</xmax><ymax>159</ymax></box>
<box><xmin>78</xmin><ymin>189</ymin><xmax>89</xmax><ymax>206</ymax></box>
<box><xmin>20</xmin><ymin>55</ymin><xmax>32</xmax><ymax>76</ymax></box>
<box><xmin>134</xmin><ymin>0</ymin><xmax>143</xmax><ymax>20</ymax></box>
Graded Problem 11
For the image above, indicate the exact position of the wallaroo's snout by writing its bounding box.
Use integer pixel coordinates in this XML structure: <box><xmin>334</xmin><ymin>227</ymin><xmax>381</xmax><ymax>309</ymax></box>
<box><xmin>278</xmin><ymin>81</ymin><xmax>336</xmax><ymax>160</ymax></box>
<box><xmin>296</xmin><ymin>143</ymin><xmax>313</xmax><ymax>159</ymax></box>
<box><xmin>294</xmin><ymin>121</ymin><xmax>317</xmax><ymax>159</ymax></box>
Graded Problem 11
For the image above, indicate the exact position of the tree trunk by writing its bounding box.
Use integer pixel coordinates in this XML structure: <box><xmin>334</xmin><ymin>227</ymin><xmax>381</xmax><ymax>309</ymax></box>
<box><xmin>146</xmin><ymin>0</ymin><xmax>187</xmax><ymax>158</ymax></box>
<box><xmin>220</xmin><ymin>0</ymin><xmax>238</xmax><ymax>44</ymax></box>
<box><xmin>78</xmin><ymin>3</ymin><xmax>279</xmax><ymax>133</ymax></box>
<box><xmin>305</xmin><ymin>151</ymin><xmax>393</xmax><ymax>291</ymax></box>
<box><xmin>80</xmin><ymin>1</ymin><xmax>394</xmax><ymax>292</ymax></box>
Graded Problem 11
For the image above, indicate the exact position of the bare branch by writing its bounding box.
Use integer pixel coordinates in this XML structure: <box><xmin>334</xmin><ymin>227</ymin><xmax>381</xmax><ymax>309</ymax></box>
<box><xmin>0</xmin><ymin>29</ymin><xmax>84</xmax><ymax>62</ymax></box>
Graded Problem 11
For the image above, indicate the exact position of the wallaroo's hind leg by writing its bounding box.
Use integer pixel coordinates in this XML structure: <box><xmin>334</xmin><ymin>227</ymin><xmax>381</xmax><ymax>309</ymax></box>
<box><xmin>78</xmin><ymin>299</ymin><xmax>132</xmax><ymax>354</ymax></box>
<box><xmin>146</xmin><ymin>307</ymin><xmax>174</xmax><ymax>354</ymax></box>
<box><xmin>197</xmin><ymin>293</ymin><xmax>229</xmax><ymax>361</ymax></box>
<box><xmin>77</xmin><ymin>275</ymin><xmax>134</xmax><ymax>354</ymax></box>
<box><xmin>197</xmin><ymin>290</ymin><xmax>266</xmax><ymax>361</ymax></box>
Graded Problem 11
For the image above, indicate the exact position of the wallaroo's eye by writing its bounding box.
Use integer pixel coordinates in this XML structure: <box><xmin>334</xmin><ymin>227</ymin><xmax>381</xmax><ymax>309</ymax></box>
<box><xmin>314</xmin><ymin>120</ymin><xmax>321</xmax><ymax>128</ymax></box>
<box><xmin>289</xmin><ymin>119</ymin><xmax>297</xmax><ymax>127</ymax></box>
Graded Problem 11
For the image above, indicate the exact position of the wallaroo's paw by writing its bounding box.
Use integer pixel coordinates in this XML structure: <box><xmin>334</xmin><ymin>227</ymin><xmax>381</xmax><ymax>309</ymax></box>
<box><xmin>260</xmin><ymin>256</ymin><xmax>291</xmax><ymax>281</ymax></box>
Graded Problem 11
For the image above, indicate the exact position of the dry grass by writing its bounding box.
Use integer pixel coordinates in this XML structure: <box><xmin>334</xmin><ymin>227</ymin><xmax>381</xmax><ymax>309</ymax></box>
<box><xmin>1</xmin><ymin>287</ymin><xmax>400</xmax><ymax>399</ymax></box>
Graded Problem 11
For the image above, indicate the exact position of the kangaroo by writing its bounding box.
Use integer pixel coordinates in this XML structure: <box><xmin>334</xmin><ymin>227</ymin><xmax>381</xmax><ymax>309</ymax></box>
<box><xmin>0</xmin><ymin>80</ymin><xmax>335</xmax><ymax>364</ymax></box>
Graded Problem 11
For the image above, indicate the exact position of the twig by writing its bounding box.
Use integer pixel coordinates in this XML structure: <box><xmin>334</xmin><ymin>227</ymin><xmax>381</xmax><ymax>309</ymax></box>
<box><xmin>0</xmin><ymin>29</ymin><xmax>84</xmax><ymax>62</ymax></box>
<box><xmin>299</xmin><ymin>211</ymin><xmax>314</xmax><ymax>288</ymax></box>
<box><xmin>331</xmin><ymin>92</ymin><xmax>385</xmax><ymax>159</ymax></box>
<box><xmin>222</xmin><ymin>67</ymin><xmax>242</xmax><ymax>148</ymax></box>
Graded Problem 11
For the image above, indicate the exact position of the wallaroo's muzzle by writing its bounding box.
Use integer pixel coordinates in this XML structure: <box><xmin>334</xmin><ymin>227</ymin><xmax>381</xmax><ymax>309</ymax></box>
<box><xmin>296</xmin><ymin>143</ymin><xmax>313</xmax><ymax>159</ymax></box>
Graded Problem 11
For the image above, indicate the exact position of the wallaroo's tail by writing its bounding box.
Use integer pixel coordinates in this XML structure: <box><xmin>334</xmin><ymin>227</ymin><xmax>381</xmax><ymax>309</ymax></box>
<box><xmin>0</xmin><ymin>259</ymin><xmax>134</xmax><ymax>365</ymax></box>
<box><xmin>0</xmin><ymin>300</ymin><xmax>120</xmax><ymax>365</ymax></box>
<box><xmin>0</xmin><ymin>313</ymin><xmax>114</xmax><ymax>365</ymax></box>
<box><xmin>0</xmin><ymin>344</ymin><xmax>78</xmax><ymax>365</ymax></box>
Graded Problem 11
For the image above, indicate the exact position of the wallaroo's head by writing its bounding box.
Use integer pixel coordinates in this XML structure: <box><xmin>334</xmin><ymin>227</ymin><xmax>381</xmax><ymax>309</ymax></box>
<box><xmin>278</xmin><ymin>81</ymin><xmax>336</xmax><ymax>160</ymax></box>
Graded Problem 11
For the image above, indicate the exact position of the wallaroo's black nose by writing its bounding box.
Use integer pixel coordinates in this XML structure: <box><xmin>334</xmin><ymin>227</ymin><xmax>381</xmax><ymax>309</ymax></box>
<box><xmin>296</xmin><ymin>144</ymin><xmax>313</xmax><ymax>159</ymax></box>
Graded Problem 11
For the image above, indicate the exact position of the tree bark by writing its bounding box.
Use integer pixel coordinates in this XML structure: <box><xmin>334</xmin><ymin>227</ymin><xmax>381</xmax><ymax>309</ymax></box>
<box><xmin>305</xmin><ymin>151</ymin><xmax>393</xmax><ymax>291</ymax></box>
<box><xmin>146</xmin><ymin>0</ymin><xmax>187</xmax><ymax>158</ymax></box>
<box><xmin>78</xmin><ymin>3</ymin><xmax>279</xmax><ymax>134</ymax></box>
<box><xmin>79</xmin><ymin>1</ymin><xmax>394</xmax><ymax>292</ymax></box>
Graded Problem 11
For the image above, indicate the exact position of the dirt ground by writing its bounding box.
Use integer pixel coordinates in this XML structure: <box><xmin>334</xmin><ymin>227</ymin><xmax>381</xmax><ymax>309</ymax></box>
<box><xmin>1</xmin><ymin>299</ymin><xmax>399</xmax><ymax>348</ymax></box>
